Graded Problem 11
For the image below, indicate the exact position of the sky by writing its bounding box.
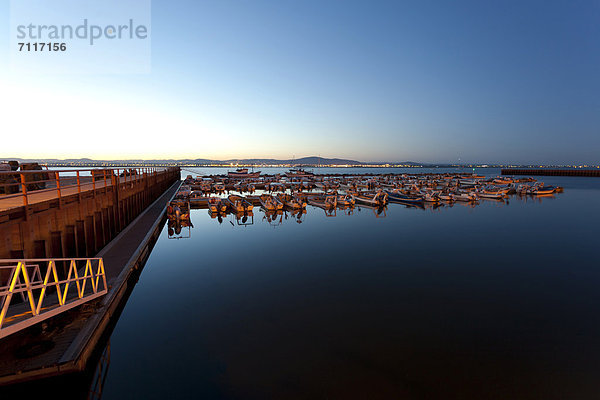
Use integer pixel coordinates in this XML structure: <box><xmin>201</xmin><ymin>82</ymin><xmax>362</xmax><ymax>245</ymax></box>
<box><xmin>0</xmin><ymin>0</ymin><xmax>599</xmax><ymax>164</ymax></box>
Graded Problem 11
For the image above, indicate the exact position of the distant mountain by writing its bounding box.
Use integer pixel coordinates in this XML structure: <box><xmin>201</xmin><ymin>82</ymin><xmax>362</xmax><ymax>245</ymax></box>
<box><xmin>1</xmin><ymin>156</ymin><xmax>365</xmax><ymax>166</ymax></box>
<box><xmin>222</xmin><ymin>156</ymin><xmax>362</xmax><ymax>165</ymax></box>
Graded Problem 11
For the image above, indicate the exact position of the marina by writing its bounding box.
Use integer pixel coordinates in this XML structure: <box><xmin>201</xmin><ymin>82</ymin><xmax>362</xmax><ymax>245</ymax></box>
<box><xmin>167</xmin><ymin>169</ymin><xmax>563</xmax><ymax>216</ymax></box>
<box><xmin>103</xmin><ymin>170</ymin><xmax>599</xmax><ymax>399</ymax></box>
<box><xmin>0</xmin><ymin>165</ymin><xmax>598</xmax><ymax>398</ymax></box>
<box><xmin>3</xmin><ymin>0</ymin><xmax>597</xmax><ymax>397</ymax></box>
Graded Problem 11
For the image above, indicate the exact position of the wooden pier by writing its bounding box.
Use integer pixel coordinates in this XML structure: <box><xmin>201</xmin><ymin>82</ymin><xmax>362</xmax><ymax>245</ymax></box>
<box><xmin>501</xmin><ymin>168</ymin><xmax>600</xmax><ymax>177</ymax></box>
<box><xmin>0</xmin><ymin>168</ymin><xmax>180</xmax><ymax>260</ymax></box>
<box><xmin>0</xmin><ymin>167</ymin><xmax>181</xmax><ymax>385</ymax></box>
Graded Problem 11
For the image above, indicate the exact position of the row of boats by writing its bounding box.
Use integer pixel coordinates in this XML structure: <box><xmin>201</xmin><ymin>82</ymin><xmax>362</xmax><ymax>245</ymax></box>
<box><xmin>202</xmin><ymin>192</ymin><xmax>389</xmax><ymax>214</ymax></box>
<box><xmin>174</xmin><ymin>172</ymin><xmax>563</xmax><ymax>217</ymax></box>
<box><xmin>185</xmin><ymin>170</ymin><xmax>561</xmax><ymax>198</ymax></box>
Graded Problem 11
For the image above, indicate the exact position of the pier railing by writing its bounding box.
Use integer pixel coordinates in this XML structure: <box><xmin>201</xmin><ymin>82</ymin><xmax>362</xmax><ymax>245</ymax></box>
<box><xmin>0</xmin><ymin>167</ymin><xmax>175</xmax><ymax>210</ymax></box>
<box><xmin>0</xmin><ymin>258</ymin><xmax>107</xmax><ymax>339</ymax></box>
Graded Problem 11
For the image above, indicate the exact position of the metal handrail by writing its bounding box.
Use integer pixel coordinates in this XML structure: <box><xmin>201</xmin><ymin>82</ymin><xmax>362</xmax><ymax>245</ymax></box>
<box><xmin>0</xmin><ymin>257</ymin><xmax>108</xmax><ymax>339</ymax></box>
<box><xmin>0</xmin><ymin>167</ymin><xmax>178</xmax><ymax>209</ymax></box>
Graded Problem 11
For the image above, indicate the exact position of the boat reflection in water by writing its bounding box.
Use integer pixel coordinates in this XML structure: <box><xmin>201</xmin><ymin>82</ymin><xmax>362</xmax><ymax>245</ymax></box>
<box><xmin>171</xmin><ymin>182</ymin><xmax>563</xmax><ymax>228</ymax></box>
<box><xmin>167</xmin><ymin>201</ymin><xmax>193</xmax><ymax>239</ymax></box>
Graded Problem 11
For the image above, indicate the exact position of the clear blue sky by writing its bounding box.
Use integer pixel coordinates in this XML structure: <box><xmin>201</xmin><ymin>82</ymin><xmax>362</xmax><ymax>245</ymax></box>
<box><xmin>1</xmin><ymin>0</ymin><xmax>599</xmax><ymax>164</ymax></box>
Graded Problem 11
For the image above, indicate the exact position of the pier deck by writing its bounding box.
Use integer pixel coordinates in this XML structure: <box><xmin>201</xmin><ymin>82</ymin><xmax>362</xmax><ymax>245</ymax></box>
<box><xmin>0</xmin><ymin>180</ymin><xmax>108</xmax><ymax>212</ymax></box>
<box><xmin>0</xmin><ymin>180</ymin><xmax>180</xmax><ymax>384</ymax></box>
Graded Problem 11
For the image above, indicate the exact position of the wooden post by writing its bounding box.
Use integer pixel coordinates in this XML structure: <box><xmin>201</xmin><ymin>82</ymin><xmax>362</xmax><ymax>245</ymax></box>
<box><xmin>55</xmin><ymin>172</ymin><xmax>61</xmax><ymax>199</ymax></box>
<box><xmin>20</xmin><ymin>173</ymin><xmax>28</xmax><ymax>206</ymax></box>
<box><xmin>76</xmin><ymin>171</ymin><xmax>81</xmax><ymax>194</ymax></box>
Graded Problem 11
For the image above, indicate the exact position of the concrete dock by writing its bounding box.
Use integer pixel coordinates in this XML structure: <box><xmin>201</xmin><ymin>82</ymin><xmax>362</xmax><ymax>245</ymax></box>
<box><xmin>0</xmin><ymin>178</ymin><xmax>180</xmax><ymax>384</ymax></box>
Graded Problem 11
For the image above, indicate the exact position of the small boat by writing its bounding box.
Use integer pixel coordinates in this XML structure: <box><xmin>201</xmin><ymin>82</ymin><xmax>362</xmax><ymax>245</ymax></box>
<box><xmin>166</xmin><ymin>203</ymin><xmax>190</xmax><ymax>222</ymax></box>
<box><xmin>176</xmin><ymin>185</ymin><xmax>192</xmax><ymax>199</ymax></box>
<box><xmin>336</xmin><ymin>194</ymin><xmax>355</xmax><ymax>207</ymax></box>
<box><xmin>277</xmin><ymin>193</ymin><xmax>307</xmax><ymax>209</ymax></box>
<box><xmin>308</xmin><ymin>194</ymin><xmax>337</xmax><ymax>210</ymax></box>
<box><xmin>301</xmin><ymin>181</ymin><xmax>313</xmax><ymax>190</ymax></box>
<box><xmin>354</xmin><ymin>191</ymin><xmax>388</xmax><ymax>207</ymax></box>
<box><xmin>259</xmin><ymin>194</ymin><xmax>283</xmax><ymax>211</ymax></box>
<box><xmin>477</xmin><ymin>190</ymin><xmax>504</xmax><ymax>199</ymax></box>
<box><xmin>285</xmin><ymin>168</ymin><xmax>315</xmax><ymax>178</ymax></box>
<box><xmin>199</xmin><ymin>179</ymin><xmax>213</xmax><ymax>192</ymax></box>
<box><xmin>267</xmin><ymin>182</ymin><xmax>286</xmax><ymax>192</ymax></box>
<box><xmin>454</xmin><ymin>191</ymin><xmax>479</xmax><ymax>202</ymax></box>
<box><xmin>517</xmin><ymin>184</ymin><xmax>555</xmax><ymax>195</ymax></box>
<box><xmin>516</xmin><ymin>184</ymin><xmax>532</xmax><ymax>194</ymax></box>
<box><xmin>228</xmin><ymin>168</ymin><xmax>261</xmax><ymax>179</ymax></box>
<box><xmin>438</xmin><ymin>192</ymin><xmax>455</xmax><ymax>202</ymax></box>
<box><xmin>226</xmin><ymin>195</ymin><xmax>254</xmax><ymax>213</ymax></box>
<box><xmin>233</xmin><ymin>181</ymin><xmax>247</xmax><ymax>192</ymax></box>
<box><xmin>531</xmin><ymin>185</ymin><xmax>556</xmax><ymax>195</ymax></box>
<box><xmin>459</xmin><ymin>179</ymin><xmax>480</xmax><ymax>187</ymax></box>
<box><xmin>207</xmin><ymin>197</ymin><xmax>227</xmax><ymax>213</ymax></box>
<box><xmin>188</xmin><ymin>191</ymin><xmax>210</xmax><ymax>205</ymax></box>
<box><xmin>419</xmin><ymin>190</ymin><xmax>440</xmax><ymax>203</ymax></box>
<box><xmin>531</xmin><ymin>186</ymin><xmax>555</xmax><ymax>196</ymax></box>
<box><xmin>384</xmin><ymin>190</ymin><xmax>424</xmax><ymax>204</ymax></box>
<box><xmin>288</xmin><ymin>182</ymin><xmax>303</xmax><ymax>191</ymax></box>
<box><xmin>213</xmin><ymin>182</ymin><xmax>226</xmax><ymax>192</ymax></box>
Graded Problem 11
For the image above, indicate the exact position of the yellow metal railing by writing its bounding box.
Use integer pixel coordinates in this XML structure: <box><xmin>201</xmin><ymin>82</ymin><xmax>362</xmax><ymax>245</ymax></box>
<box><xmin>0</xmin><ymin>258</ymin><xmax>108</xmax><ymax>339</ymax></box>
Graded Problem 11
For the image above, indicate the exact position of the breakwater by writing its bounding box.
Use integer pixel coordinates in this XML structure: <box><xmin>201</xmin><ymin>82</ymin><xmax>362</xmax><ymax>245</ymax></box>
<box><xmin>501</xmin><ymin>168</ymin><xmax>600</xmax><ymax>177</ymax></box>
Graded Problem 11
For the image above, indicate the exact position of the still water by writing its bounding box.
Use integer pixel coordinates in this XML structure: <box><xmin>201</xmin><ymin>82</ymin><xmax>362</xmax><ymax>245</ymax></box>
<box><xmin>98</xmin><ymin>170</ymin><xmax>600</xmax><ymax>399</ymax></box>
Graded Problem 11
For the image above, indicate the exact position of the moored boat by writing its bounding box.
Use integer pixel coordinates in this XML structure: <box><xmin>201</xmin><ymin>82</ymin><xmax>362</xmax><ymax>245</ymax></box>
<box><xmin>207</xmin><ymin>197</ymin><xmax>227</xmax><ymax>214</ymax></box>
<box><xmin>259</xmin><ymin>194</ymin><xmax>284</xmax><ymax>211</ymax></box>
<box><xmin>228</xmin><ymin>168</ymin><xmax>261</xmax><ymax>179</ymax></box>
<box><xmin>353</xmin><ymin>190</ymin><xmax>388</xmax><ymax>207</ymax></box>
<box><xmin>226</xmin><ymin>195</ymin><xmax>254</xmax><ymax>213</ymax></box>
<box><xmin>336</xmin><ymin>194</ymin><xmax>355</xmax><ymax>207</ymax></box>
<box><xmin>384</xmin><ymin>190</ymin><xmax>424</xmax><ymax>204</ymax></box>
<box><xmin>454</xmin><ymin>191</ymin><xmax>479</xmax><ymax>202</ymax></box>
<box><xmin>308</xmin><ymin>194</ymin><xmax>337</xmax><ymax>210</ymax></box>
<box><xmin>277</xmin><ymin>193</ymin><xmax>307</xmax><ymax>209</ymax></box>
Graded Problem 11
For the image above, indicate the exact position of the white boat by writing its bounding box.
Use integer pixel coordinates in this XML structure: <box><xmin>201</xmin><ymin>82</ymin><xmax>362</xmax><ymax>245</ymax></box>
<box><xmin>226</xmin><ymin>195</ymin><xmax>254</xmax><ymax>213</ymax></box>
<box><xmin>277</xmin><ymin>193</ymin><xmax>306</xmax><ymax>209</ymax></box>
<box><xmin>207</xmin><ymin>197</ymin><xmax>227</xmax><ymax>213</ymax></box>
<box><xmin>454</xmin><ymin>191</ymin><xmax>479</xmax><ymax>202</ymax></box>
<box><xmin>308</xmin><ymin>194</ymin><xmax>337</xmax><ymax>210</ymax></box>
<box><xmin>259</xmin><ymin>194</ymin><xmax>283</xmax><ymax>211</ymax></box>
<box><xmin>438</xmin><ymin>192</ymin><xmax>455</xmax><ymax>202</ymax></box>
<box><xmin>477</xmin><ymin>190</ymin><xmax>504</xmax><ymax>199</ymax></box>
<box><xmin>353</xmin><ymin>191</ymin><xmax>388</xmax><ymax>207</ymax></box>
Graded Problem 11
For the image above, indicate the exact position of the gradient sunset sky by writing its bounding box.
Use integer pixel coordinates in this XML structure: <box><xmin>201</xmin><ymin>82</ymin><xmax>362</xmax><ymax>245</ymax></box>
<box><xmin>1</xmin><ymin>0</ymin><xmax>598</xmax><ymax>164</ymax></box>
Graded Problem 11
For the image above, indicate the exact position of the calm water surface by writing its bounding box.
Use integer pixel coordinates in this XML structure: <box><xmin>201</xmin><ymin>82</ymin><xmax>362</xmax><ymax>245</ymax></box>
<box><xmin>99</xmin><ymin>172</ymin><xmax>600</xmax><ymax>399</ymax></box>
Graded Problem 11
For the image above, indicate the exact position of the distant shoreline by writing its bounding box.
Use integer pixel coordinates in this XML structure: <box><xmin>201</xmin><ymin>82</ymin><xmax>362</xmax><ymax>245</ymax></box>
<box><xmin>40</xmin><ymin>164</ymin><xmax>599</xmax><ymax>170</ymax></box>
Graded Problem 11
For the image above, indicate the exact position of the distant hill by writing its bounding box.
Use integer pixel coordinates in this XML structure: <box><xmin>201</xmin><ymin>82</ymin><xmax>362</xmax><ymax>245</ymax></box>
<box><xmin>1</xmin><ymin>156</ymin><xmax>365</xmax><ymax>166</ymax></box>
<box><xmin>222</xmin><ymin>156</ymin><xmax>362</xmax><ymax>165</ymax></box>
<box><xmin>3</xmin><ymin>156</ymin><xmax>496</xmax><ymax>167</ymax></box>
